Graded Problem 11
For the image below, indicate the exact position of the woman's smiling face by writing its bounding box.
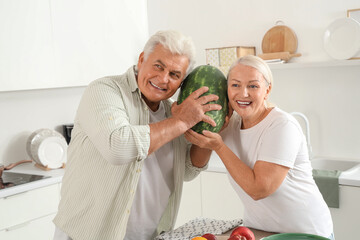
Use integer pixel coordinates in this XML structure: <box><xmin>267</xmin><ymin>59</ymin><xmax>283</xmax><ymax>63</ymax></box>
<box><xmin>227</xmin><ymin>63</ymin><xmax>271</xmax><ymax>128</ymax></box>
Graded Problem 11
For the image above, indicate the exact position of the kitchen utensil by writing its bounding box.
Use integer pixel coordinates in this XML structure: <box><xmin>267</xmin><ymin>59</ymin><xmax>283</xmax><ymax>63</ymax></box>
<box><xmin>0</xmin><ymin>160</ymin><xmax>32</xmax><ymax>178</ymax></box>
<box><xmin>261</xmin><ymin>233</ymin><xmax>330</xmax><ymax>240</ymax></box>
<box><xmin>258</xmin><ymin>52</ymin><xmax>302</xmax><ymax>61</ymax></box>
<box><xmin>26</xmin><ymin>128</ymin><xmax>67</xmax><ymax>169</ymax></box>
<box><xmin>323</xmin><ymin>17</ymin><xmax>360</xmax><ymax>60</ymax></box>
<box><xmin>262</xmin><ymin>21</ymin><xmax>298</xmax><ymax>54</ymax></box>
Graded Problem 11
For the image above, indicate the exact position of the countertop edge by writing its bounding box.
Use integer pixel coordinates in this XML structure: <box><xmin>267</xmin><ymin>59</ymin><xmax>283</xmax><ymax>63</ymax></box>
<box><xmin>0</xmin><ymin>163</ymin><xmax>64</xmax><ymax>198</ymax></box>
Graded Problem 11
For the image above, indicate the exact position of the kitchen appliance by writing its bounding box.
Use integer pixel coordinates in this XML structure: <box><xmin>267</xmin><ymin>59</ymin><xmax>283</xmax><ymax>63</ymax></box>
<box><xmin>0</xmin><ymin>172</ymin><xmax>49</xmax><ymax>190</ymax></box>
<box><xmin>62</xmin><ymin>124</ymin><xmax>74</xmax><ymax>144</ymax></box>
<box><xmin>0</xmin><ymin>160</ymin><xmax>32</xmax><ymax>177</ymax></box>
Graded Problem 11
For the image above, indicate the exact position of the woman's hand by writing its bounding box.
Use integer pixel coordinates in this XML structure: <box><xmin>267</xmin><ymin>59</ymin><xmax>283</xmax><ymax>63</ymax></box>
<box><xmin>185</xmin><ymin>129</ymin><xmax>225</xmax><ymax>152</ymax></box>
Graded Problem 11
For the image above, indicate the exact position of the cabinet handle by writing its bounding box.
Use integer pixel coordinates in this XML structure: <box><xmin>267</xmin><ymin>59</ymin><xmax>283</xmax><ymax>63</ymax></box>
<box><xmin>5</xmin><ymin>221</ymin><xmax>30</xmax><ymax>231</ymax></box>
<box><xmin>4</xmin><ymin>191</ymin><xmax>29</xmax><ymax>200</ymax></box>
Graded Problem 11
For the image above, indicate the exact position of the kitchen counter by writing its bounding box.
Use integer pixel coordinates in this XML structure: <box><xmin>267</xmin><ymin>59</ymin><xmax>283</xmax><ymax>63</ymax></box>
<box><xmin>0</xmin><ymin>162</ymin><xmax>64</xmax><ymax>198</ymax></box>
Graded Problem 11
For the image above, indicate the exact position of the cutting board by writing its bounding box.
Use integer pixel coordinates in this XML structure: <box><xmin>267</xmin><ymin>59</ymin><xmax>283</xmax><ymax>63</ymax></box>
<box><xmin>262</xmin><ymin>24</ymin><xmax>298</xmax><ymax>54</ymax></box>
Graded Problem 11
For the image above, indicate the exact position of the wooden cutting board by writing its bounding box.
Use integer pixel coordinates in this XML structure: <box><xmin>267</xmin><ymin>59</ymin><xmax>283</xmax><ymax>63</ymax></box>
<box><xmin>262</xmin><ymin>24</ymin><xmax>298</xmax><ymax>54</ymax></box>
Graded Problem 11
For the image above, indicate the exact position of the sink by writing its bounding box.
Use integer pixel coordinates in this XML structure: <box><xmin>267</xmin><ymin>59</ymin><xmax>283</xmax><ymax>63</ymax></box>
<box><xmin>311</xmin><ymin>157</ymin><xmax>360</xmax><ymax>186</ymax></box>
<box><xmin>311</xmin><ymin>157</ymin><xmax>360</xmax><ymax>172</ymax></box>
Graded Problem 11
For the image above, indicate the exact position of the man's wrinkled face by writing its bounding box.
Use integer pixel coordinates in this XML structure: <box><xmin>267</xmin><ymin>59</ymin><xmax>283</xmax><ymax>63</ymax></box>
<box><xmin>137</xmin><ymin>44</ymin><xmax>189</xmax><ymax>111</ymax></box>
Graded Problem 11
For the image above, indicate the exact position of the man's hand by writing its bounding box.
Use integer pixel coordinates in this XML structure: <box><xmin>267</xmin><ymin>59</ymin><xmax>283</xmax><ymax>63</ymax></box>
<box><xmin>171</xmin><ymin>86</ymin><xmax>222</xmax><ymax>129</ymax></box>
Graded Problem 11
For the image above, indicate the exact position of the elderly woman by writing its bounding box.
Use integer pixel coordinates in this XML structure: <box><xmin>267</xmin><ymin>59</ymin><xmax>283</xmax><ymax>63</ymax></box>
<box><xmin>185</xmin><ymin>55</ymin><xmax>334</xmax><ymax>239</ymax></box>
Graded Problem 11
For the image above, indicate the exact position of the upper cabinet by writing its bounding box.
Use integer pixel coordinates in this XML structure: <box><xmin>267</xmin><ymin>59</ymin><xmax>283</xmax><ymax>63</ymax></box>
<box><xmin>0</xmin><ymin>0</ymin><xmax>54</xmax><ymax>91</ymax></box>
<box><xmin>0</xmin><ymin>0</ymin><xmax>148</xmax><ymax>92</ymax></box>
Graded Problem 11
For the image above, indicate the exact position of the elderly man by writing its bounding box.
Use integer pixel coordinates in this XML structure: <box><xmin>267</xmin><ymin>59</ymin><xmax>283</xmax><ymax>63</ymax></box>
<box><xmin>53</xmin><ymin>30</ymin><xmax>222</xmax><ymax>240</ymax></box>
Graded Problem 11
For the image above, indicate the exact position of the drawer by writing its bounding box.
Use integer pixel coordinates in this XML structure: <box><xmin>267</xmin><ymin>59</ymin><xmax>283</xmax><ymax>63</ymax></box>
<box><xmin>0</xmin><ymin>184</ymin><xmax>60</xmax><ymax>231</ymax></box>
<box><xmin>0</xmin><ymin>213</ymin><xmax>56</xmax><ymax>240</ymax></box>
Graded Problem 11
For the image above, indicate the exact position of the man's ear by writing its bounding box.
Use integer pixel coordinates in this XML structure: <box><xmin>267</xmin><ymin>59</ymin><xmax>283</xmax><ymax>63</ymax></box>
<box><xmin>137</xmin><ymin>52</ymin><xmax>145</xmax><ymax>70</ymax></box>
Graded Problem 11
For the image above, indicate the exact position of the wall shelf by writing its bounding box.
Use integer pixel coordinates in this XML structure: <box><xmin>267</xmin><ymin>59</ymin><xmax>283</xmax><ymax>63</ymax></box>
<box><xmin>268</xmin><ymin>59</ymin><xmax>360</xmax><ymax>70</ymax></box>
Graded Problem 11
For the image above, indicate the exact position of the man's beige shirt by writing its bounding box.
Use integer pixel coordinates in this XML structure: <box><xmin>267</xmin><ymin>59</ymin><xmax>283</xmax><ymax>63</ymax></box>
<box><xmin>53</xmin><ymin>66</ymin><xmax>206</xmax><ymax>240</ymax></box>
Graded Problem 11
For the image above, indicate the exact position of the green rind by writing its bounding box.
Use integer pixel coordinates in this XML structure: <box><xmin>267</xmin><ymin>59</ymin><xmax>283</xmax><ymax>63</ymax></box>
<box><xmin>177</xmin><ymin>65</ymin><xmax>228</xmax><ymax>133</ymax></box>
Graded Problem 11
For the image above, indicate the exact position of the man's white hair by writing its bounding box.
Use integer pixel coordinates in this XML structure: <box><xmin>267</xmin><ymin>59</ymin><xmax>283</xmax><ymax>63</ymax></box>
<box><xmin>143</xmin><ymin>30</ymin><xmax>196</xmax><ymax>76</ymax></box>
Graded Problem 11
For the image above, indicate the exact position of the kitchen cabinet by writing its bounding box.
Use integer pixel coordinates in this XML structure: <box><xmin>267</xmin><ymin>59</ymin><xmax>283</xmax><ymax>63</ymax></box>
<box><xmin>330</xmin><ymin>185</ymin><xmax>360</xmax><ymax>240</ymax></box>
<box><xmin>0</xmin><ymin>0</ymin><xmax>148</xmax><ymax>92</ymax></box>
<box><xmin>175</xmin><ymin>171</ymin><xmax>244</xmax><ymax>228</ymax></box>
<box><xmin>201</xmin><ymin>171</ymin><xmax>244</xmax><ymax>220</ymax></box>
<box><xmin>0</xmin><ymin>183</ymin><xmax>60</xmax><ymax>240</ymax></box>
<box><xmin>49</xmin><ymin>0</ymin><xmax>148</xmax><ymax>89</ymax></box>
<box><xmin>0</xmin><ymin>0</ymin><xmax>55</xmax><ymax>91</ymax></box>
<box><xmin>175</xmin><ymin>175</ymin><xmax>202</xmax><ymax>228</ymax></box>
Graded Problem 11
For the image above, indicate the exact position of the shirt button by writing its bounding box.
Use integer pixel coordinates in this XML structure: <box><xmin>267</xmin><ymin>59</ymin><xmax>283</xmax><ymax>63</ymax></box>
<box><xmin>144</xmin><ymin>106</ymin><xmax>148</xmax><ymax>110</ymax></box>
<box><xmin>127</xmin><ymin>209</ymin><xmax>130</xmax><ymax>214</ymax></box>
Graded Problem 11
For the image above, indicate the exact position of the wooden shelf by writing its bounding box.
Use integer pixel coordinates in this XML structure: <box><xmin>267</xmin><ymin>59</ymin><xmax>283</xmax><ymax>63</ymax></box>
<box><xmin>268</xmin><ymin>59</ymin><xmax>360</xmax><ymax>70</ymax></box>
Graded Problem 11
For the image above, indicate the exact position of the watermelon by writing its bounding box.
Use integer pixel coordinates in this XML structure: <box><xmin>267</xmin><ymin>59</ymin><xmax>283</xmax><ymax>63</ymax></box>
<box><xmin>177</xmin><ymin>65</ymin><xmax>228</xmax><ymax>133</ymax></box>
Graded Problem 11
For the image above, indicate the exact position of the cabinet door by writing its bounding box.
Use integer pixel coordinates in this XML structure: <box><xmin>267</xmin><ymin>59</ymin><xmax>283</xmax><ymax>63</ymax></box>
<box><xmin>50</xmin><ymin>0</ymin><xmax>148</xmax><ymax>88</ymax></box>
<box><xmin>175</xmin><ymin>176</ymin><xmax>202</xmax><ymax>228</ymax></box>
<box><xmin>330</xmin><ymin>186</ymin><xmax>360</xmax><ymax>240</ymax></box>
<box><xmin>0</xmin><ymin>184</ymin><xmax>60</xmax><ymax>231</ymax></box>
<box><xmin>0</xmin><ymin>0</ymin><xmax>54</xmax><ymax>91</ymax></box>
<box><xmin>0</xmin><ymin>213</ymin><xmax>56</xmax><ymax>240</ymax></box>
<box><xmin>201</xmin><ymin>171</ymin><xmax>244</xmax><ymax>220</ymax></box>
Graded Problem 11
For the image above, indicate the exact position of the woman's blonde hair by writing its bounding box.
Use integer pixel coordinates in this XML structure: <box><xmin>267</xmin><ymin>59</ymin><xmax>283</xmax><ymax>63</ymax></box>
<box><xmin>227</xmin><ymin>55</ymin><xmax>273</xmax><ymax>87</ymax></box>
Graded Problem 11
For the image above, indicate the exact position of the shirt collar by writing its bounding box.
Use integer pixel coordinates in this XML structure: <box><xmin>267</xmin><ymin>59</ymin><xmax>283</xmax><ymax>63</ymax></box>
<box><xmin>128</xmin><ymin>65</ymin><xmax>140</xmax><ymax>94</ymax></box>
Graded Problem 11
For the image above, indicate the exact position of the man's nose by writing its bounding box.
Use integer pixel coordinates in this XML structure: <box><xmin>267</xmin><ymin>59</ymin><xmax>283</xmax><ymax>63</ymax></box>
<box><xmin>158</xmin><ymin>71</ymin><xmax>170</xmax><ymax>83</ymax></box>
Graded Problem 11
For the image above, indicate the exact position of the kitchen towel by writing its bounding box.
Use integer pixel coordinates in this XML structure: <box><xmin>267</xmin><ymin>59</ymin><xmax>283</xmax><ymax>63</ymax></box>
<box><xmin>313</xmin><ymin>169</ymin><xmax>341</xmax><ymax>208</ymax></box>
<box><xmin>154</xmin><ymin>217</ymin><xmax>243</xmax><ymax>240</ymax></box>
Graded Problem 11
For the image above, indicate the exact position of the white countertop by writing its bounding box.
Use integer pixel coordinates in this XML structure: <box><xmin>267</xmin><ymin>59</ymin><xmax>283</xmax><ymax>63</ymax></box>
<box><xmin>0</xmin><ymin>162</ymin><xmax>65</xmax><ymax>198</ymax></box>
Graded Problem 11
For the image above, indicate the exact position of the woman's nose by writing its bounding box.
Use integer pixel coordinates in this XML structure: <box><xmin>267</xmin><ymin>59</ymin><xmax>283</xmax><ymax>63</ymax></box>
<box><xmin>240</xmin><ymin>87</ymin><xmax>249</xmax><ymax>97</ymax></box>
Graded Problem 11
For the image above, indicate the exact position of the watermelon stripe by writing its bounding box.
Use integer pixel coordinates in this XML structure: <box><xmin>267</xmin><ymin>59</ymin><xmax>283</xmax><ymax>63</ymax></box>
<box><xmin>177</xmin><ymin>65</ymin><xmax>228</xmax><ymax>133</ymax></box>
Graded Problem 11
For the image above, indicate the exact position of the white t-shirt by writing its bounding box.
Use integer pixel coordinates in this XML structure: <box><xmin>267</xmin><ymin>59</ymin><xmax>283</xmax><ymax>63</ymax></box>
<box><xmin>125</xmin><ymin>101</ymin><xmax>174</xmax><ymax>240</ymax></box>
<box><xmin>221</xmin><ymin>107</ymin><xmax>333</xmax><ymax>237</ymax></box>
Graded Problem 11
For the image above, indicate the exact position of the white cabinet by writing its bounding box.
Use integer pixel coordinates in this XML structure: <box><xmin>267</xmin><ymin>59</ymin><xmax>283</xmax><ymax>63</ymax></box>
<box><xmin>49</xmin><ymin>0</ymin><xmax>148</xmax><ymax>89</ymax></box>
<box><xmin>175</xmin><ymin>175</ymin><xmax>202</xmax><ymax>228</ymax></box>
<box><xmin>0</xmin><ymin>0</ymin><xmax>148</xmax><ymax>92</ymax></box>
<box><xmin>175</xmin><ymin>171</ymin><xmax>244</xmax><ymax>228</ymax></box>
<box><xmin>201</xmin><ymin>171</ymin><xmax>244</xmax><ymax>220</ymax></box>
<box><xmin>0</xmin><ymin>213</ymin><xmax>56</xmax><ymax>240</ymax></box>
<box><xmin>0</xmin><ymin>184</ymin><xmax>60</xmax><ymax>240</ymax></box>
<box><xmin>0</xmin><ymin>0</ymin><xmax>54</xmax><ymax>91</ymax></box>
<box><xmin>330</xmin><ymin>186</ymin><xmax>360</xmax><ymax>240</ymax></box>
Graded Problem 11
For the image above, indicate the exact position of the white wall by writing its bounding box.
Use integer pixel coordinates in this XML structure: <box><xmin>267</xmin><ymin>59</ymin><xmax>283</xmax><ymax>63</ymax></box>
<box><xmin>0</xmin><ymin>87</ymin><xmax>85</xmax><ymax>165</ymax></box>
<box><xmin>148</xmin><ymin>0</ymin><xmax>360</xmax><ymax>159</ymax></box>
